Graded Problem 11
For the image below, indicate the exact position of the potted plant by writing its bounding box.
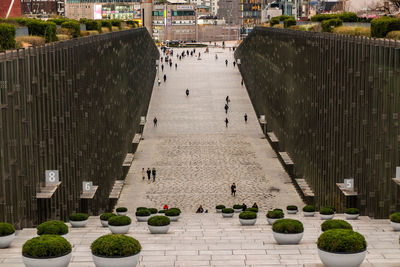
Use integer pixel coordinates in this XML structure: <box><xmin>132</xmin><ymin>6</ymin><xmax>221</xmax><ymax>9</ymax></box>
<box><xmin>302</xmin><ymin>205</ymin><xmax>315</xmax><ymax>217</ymax></box>
<box><xmin>37</xmin><ymin>221</ymin><xmax>68</xmax><ymax>237</ymax></box>
<box><xmin>148</xmin><ymin>208</ymin><xmax>158</xmax><ymax>217</ymax></box>
<box><xmin>22</xmin><ymin>235</ymin><xmax>72</xmax><ymax>267</ymax></box>
<box><xmin>390</xmin><ymin>212</ymin><xmax>400</xmax><ymax>231</ymax></box>
<box><xmin>317</xmin><ymin>229</ymin><xmax>367</xmax><ymax>267</ymax></box>
<box><xmin>266</xmin><ymin>210</ymin><xmax>284</xmax><ymax>225</ymax></box>
<box><xmin>165</xmin><ymin>209</ymin><xmax>180</xmax><ymax>222</ymax></box>
<box><xmin>135</xmin><ymin>209</ymin><xmax>151</xmax><ymax>222</ymax></box>
<box><xmin>272</xmin><ymin>219</ymin><xmax>303</xmax><ymax>244</ymax></box>
<box><xmin>286</xmin><ymin>205</ymin><xmax>298</xmax><ymax>214</ymax></box>
<box><xmin>147</xmin><ymin>216</ymin><xmax>170</xmax><ymax>234</ymax></box>
<box><xmin>216</xmin><ymin>205</ymin><xmax>225</xmax><ymax>213</ymax></box>
<box><xmin>344</xmin><ymin>208</ymin><xmax>359</xmax><ymax>220</ymax></box>
<box><xmin>108</xmin><ymin>215</ymin><xmax>131</xmax><ymax>234</ymax></box>
<box><xmin>158</xmin><ymin>210</ymin><xmax>166</xmax><ymax>214</ymax></box>
<box><xmin>245</xmin><ymin>207</ymin><xmax>258</xmax><ymax>213</ymax></box>
<box><xmin>0</xmin><ymin>222</ymin><xmax>15</xmax><ymax>248</ymax></box>
<box><xmin>69</xmin><ymin>213</ymin><xmax>88</xmax><ymax>227</ymax></box>
<box><xmin>319</xmin><ymin>207</ymin><xmax>335</xmax><ymax>220</ymax></box>
<box><xmin>91</xmin><ymin>234</ymin><xmax>141</xmax><ymax>267</ymax></box>
<box><xmin>222</xmin><ymin>208</ymin><xmax>234</xmax><ymax>218</ymax></box>
<box><xmin>233</xmin><ymin>204</ymin><xmax>243</xmax><ymax>213</ymax></box>
<box><xmin>321</xmin><ymin>219</ymin><xmax>352</xmax><ymax>232</ymax></box>
<box><xmin>99</xmin><ymin>213</ymin><xmax>116</xmax><ymax>227</ymax></box>
<box><xmin>239</xmin><ymin>211</ymin><xmax>257</xmax><ymax>225</ymax></box>
<box><xmin>116</xmin><ymin>207</ymin><xmax>128</xmax><ymax>216</ymax></box>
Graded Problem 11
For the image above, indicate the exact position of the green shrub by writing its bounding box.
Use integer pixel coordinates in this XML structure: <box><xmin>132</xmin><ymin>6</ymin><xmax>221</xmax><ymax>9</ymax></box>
<box><xmin>267</xmin><ymin>210</ymin><xmax>284</xmax><ymax>219</ymax></box>
<box><xmin>233</xmin><ymin>204</ymin><xmax>243</xmax><ymax>209</ymax></box>
<box><xmin>136</xmin><ymin>209</ymin><xmax>151</xmax><ymax>216</ymax></box>
<box><xmin>22</xmin><ymin>235</ymin><xmax>71</xmax><ymax>258</ymax></box>
<box><xmin>27</xmin><ymin>20</ymin><xmax>57</xmax><ymax>43</ymax></box>
<box><xmin>319</xmin><ymin>207</ymin><xmax>334</xmax><ymax>215</ymax></box>
<box><xmin>110</xmin><ymin>19</ymin><xmax>122</xmax><ymax>29</ymax></box>
<box><xmin>321</xmin><ymin>219</ymin><xmax>352</xmax><ymax>232</ymax></box>
<box><xmin>390</xmin><ymin>212</ymin><xmax>400</xmax><ymax>223</ymax></box>
<box><xmin>272</xmin><ymin>219</ymin><xmax>303</xmax><ymax>234</ymax></box>
<box><xmin>48</xmin><ymin>18</ymin><xmax>69</xmax><ymax>25</ymax></box>
<box><xmin>317</xmin><ymin>229</ymin><xmax>367</xmax><ymax>253</ymax></box>
<box><xmin>108</xmin><ymin>215</ymin><xmax>131</xmax><ymax>226</ymax></box>
<box><xmin>284</xmin><ymin>18</ymin><xmax>296</xmax><ymax>28</ymax></box>
<box><xmin>344</xmin><ymin>208</ymin><xmax>359</xmax><ymax>214</ymax></box>
<box><xmin>61</xmin><ymin>21</ymin><xmax>81</xmax><ymax>38</ymax></box>
<box><xmin>246</xmin><ymin>208</ymin><xmax>258</xmax><ymax>213</ymax></box>
<box><xmin>126</xmin><ymin>20</ymin><xmax>139</xmax><ymax>28</ymax></box>
<box><xmin>216</xmin><ymin>205</ymin><xmax>225</xmax><ymax>209</ymax></box>
<box><xmin>274</xmin><ymin>208</ymin><xmax>283</xmax><ymax>212</ymax></box>
<box><xmin>322</xmin><ymin>19</ymin><xmax>343</xmax><ymax>32</ymax></box>
<box><xmin>311</xmin><ymin>12</ymin><xmax>358</xmax><ymax>22</ymax></box>
<box><xmin>325</xmin><ymin>206</ymin><xmax>336</xmax><ymax>212</ymax></box>
<box><xmin>81</xmin><ymin>19</ymin><xmax>101</xmax><ymax>32</ymax></box>
<box><xmin>270</xmin><ymin>17</ymin><xmax>280</xmax><ymax>27</ymax></box>
<box><xmin>100</xmin><ymin>213</ymin><xmax>116</xmax><ymax>221</ymax></box>
<box><xmin>0</xmin><ymin>222</ymin><xmax>15</xmax><ymax>236</ymax></box>
<box><xmin>149</xmin><ymin>208</ymin><xmax>158</xmax><ymax>214</ymax></box>
<box><xmin>158</xmin><ymin>210</ymin><xmax>166</xmax><ymax>213</ymax></box>
<box><xmin>165</xmin><ymin>209</ymin><xmax>180</xmax><ymax>217</ymax></box>
<box><xmin>169</xmin><ymin>208</ymin><xmax>181</xmax><ymax>214</ymax></box>
<box><xmin>148</xmin><ymin>216</ymin><xmax>170</xmax><ymax>226</ymax></box>
<box><xmin>302</xmin><ymin>205</ymin><xmax>315</xmax><ymax>212</ymax></box>
<box><xmin>0</xmin><ymin>23</ymin><xmax>16</xmax><ymax>50</ymax></box>
<box><xmin>136</xmin><ymin>207</ymin><xmax>147</xmax><ymax>211</ymax></box>
<box><xmin>239</xmin><ymin>211</ymin><xmax>257</xmax><ymax>219</ymax></box>
<box><xmin>100</xmin><ymin>20</ymin><xmax>112</xmax><ymax>31</ymax></box>
<box><xmin>371</xmin><ymin>17</ymin><xmax>400</xmax><ymax>38</ymax></box>
<box><xmin>222</xmin><ymin>208</ymin><xmax>234</xmax><ymax>213</ymax></box>
<box><xmin>37</xmin><ymin>220</ymin><xmax>68</xmax><ymax>235</ymax></box>
<box><xmin>116</xmin><ymin>207</ymin><xmax>128</xmax><ymax>212</ymax></box>
<box><xmin>91</xmin><ymin>234</ymin><xmax>141</xmax><ymax>257</ymax></box>
<box><xmin>286</xmin><ymin>205</ymin><xmax>298</xmax><ymax>211</ymax></box>
<box><xmin>69</xmin><ymin>213</ymin><xmax>88</xmax><ymax>221</ymax></box>
<box><xmin>386</xmin><ymin>30</ymin><xmax>400</xmax><ymax>40</ymax></box>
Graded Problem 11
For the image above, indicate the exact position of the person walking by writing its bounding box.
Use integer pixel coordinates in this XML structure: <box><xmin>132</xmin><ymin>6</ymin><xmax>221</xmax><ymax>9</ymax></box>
<box><xmin>231</xmin><ymin>183</ymin><xmax>236</xmax><ymax>196</ymax></box>
<box><xmin>152</xmin><ymin>168</ymin><xmax>156</xmax><ymax>182</ymax></box>
<box><xmin>225</xmin><ymin>118</ymin><xmax>229</xmax><ymax>127</ymax></box>
<box><xmin>215</xmin><ymin>54</ymin><xmax>218</xmax><ymax>60</ymax></box>
<box><xmin>163</xmin><ymin>74</ymin><xmax>166</xmax><ymax>82</ymax></box>
<box><xmin>186</xmin><ymin>89</ymin><xmax>189</xmax><ymax>96</ymax></box>
<box><xmin>241</xmin><ymin>79</ymin><xmax>244</xmax><ymax>86</ymax></box>
<box><xmin>225</xmin><ymin>59</ymin><xmax>228</xmax><ymax>66</ymax></box>
<box><xmin>226</xmin><ymin>96</ymin><xmax>230</xmax><ymax>104</ymax></box>
<box><xmin>242</xmin><ymin>203</ymin><xmax>247</xmax><ymax>211</ymax></box>
<box><xmin>161</xmin><ymin>57</ymin><xmax>163</xmax><ymax>63</ymax></box>
<box><xmin>244</xmin><ymin>113</ymin><xmax>248</xmax><ymax>123</ymax></box>
<box><xmin>161</xmin><ymin>64</ymin><xmax>164</xmax><ymax>72</ymax></box>
<box><xmin>153</xmin><ymin>117</ymin><xmax>158</xmax><ymax>127</ymax></box>
<box><xmin>157</xmin><ymin>78</ymin><xmax>161</xmax><ymax>86</ymax></box>
<box><xmin>146</xmin><ymin>168</ymin><xmax>151</xmax><ymax>183</ymax></box>
<box><xmin>198</xmin><ymin>52</ymin><xmax>201</xmax><ymax>58</ymax></box>
<box><xmin>175</xmin><ymin>63</ymin><xmax>177</xmax><ymax>70</ymax></box>
<box><xmin>169</xmin><ymin>61</ymin><xmax>172</xmax><ymax>68</ymax></box>
<box><xmin>142</xmin><ymin>168</ymin><xmax>145</xmax><ymax>181</ymax></box>
<box><xmin>224</xmin><ymin>104</ymin><xmax>229</xmax><ymax>114</ymax></box>
<box><xmin>233</xmin><ymin>61</ymin><xmax>236</xmax><ymax>67</ymax></box>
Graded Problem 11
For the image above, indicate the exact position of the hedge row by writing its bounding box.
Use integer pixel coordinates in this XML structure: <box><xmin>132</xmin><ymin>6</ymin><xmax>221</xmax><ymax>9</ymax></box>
<box><xmin>371</xmin><ymin>16</ymin><xmax>400</xmax><ymax>38</ymax></box>
<box><xmin>26</xmin><ymin>20</ymin><xmax>57</xmax><ymax>42</ymax></box>
<box><xmin>311</xmin><ymin>12</ymin><xmax>359</xmax><ymax>22</ymax></box>
<box><xmin>0</xmin><ymin>23</ymin><xmax>16</xmax><ymax>50</ymax></box>
<box><xmin>270</xmin><ymin>15</ymin><xmax>294</xmax><ymax>27</ymax></box>
<box><xmin>321</xmin><ymin>19</ymin><xmax>343</xmax><ymax>33</ymax></box>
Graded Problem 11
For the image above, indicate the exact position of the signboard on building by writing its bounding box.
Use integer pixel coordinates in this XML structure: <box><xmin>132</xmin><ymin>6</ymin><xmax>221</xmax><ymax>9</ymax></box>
<box><xmin>94</xmin><ymin>4</ymin><xmax>102</xmax><ymax>19</ymax></box>
<box><xmin>154</xmin><ymin>5</ymin><xmax>165</xmax><ymax>10</ymax></box>
<box><xmin>177</xmin><ymin>5</ymin><xmax>194</xmax><ymax>10</ymax></box>
<box><xmin>167</xmin><ymin>9</ymin><xmax>172</xmax><ymax>26</ymax></box>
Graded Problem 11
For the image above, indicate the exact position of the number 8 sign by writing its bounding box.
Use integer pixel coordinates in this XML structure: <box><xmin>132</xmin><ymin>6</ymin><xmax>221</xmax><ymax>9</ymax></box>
<box><xmin>45</xmin><ymin>170</ymin><xmax>59</xmax><ymax>184</ymax></box>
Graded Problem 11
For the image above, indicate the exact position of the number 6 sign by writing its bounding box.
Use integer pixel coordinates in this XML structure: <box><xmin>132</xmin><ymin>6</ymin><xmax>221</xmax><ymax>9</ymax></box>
<box><xmin>83</xmin><ymin>181</ymin><xmax>93</xmax><ymax>192</ymax></box>
<box><xmin>45</xmin><ymin>170</ymin><xmax>59</xmax><ymax>184</ymax></box>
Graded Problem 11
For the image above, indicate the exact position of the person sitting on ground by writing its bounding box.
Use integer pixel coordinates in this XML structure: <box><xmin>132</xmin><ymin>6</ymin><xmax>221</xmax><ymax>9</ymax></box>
<box><xmin>252</xmin><ymin>202</ymin><xmax>258</xmax><ymax>209</ymax></box>
<box><xmin>242</xmin><ymin>203</ymin><xmax>247</xmax><ymax>211</ymax></box>
<box><xmin>163</xmin><ymin>204</ymin><xmax>169</xmax><ymax>210</ymax></box>
<box><xmin>196</xmin><ymin>205</ymin><xmax>204</xmax><ymax>213</ymax></box>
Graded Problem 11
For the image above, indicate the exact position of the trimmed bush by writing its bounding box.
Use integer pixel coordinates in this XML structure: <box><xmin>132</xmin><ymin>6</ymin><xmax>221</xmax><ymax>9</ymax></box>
<box><xmin>158</xmin><ymin>209</ymin><xmax>166</xmax><ymax>213</ymax></box>
<box><xmin>110</xmin><ymin>19</ymin><xmax>122</xmax><ymax>29</ymax></box>
<box><xmin>100</xmin><ymin>20</ymin><xmax>112</xmax><ymax>31</ymax></box>
<box><xmin>216</xmin><ymin>205</ymin><xmax>225</xmax><ymax>209</ymax></box>
<box><xmin>246</xmin><ymin>207</ymin><xmax>258</xmax><ymax>213</ymax></box>
<box><xmin>100</xmin><ymin>213</ymin><xmax>116</xmax><ymax>221</ymax></box>
<box><xmin>22</xmin><ymin>235</ymin><xmax>71</xmax><ymax>258</ymax></box>
<box><xmin>165</xmin><ymin>209</ymin><xmax>180</xmax><ymax>217</ymax></box>
<box><xmin>270</xmin><ymin>17</ymin><xmax>280</xmax><ymax>27</ymax></box>
<box><xmin>274</xmin><ymin>208</ymin><xmax>283</xmax><ymax>212</ymax></box>
<box><xmin>284</xmin><ymin>18</ymin><xmax>296</xmax><ymax>28</ymax></box>
<box><xmin>108</xmin><ymin>215</ymin><xmax>131</xmax><ymax>226</ymax></box>
<box><xmin>222</xmin><ymin>208</ymin><xmax>234</xmax><ymax>213</ymax></box>
<box><xmin>26</xmin><ymin>20</ymin><xmax>57</xmax><ymax>43</ymax></box>
<box><xmin>69</xmin><ymin>213</ymin><xmax>88</xmax><ymax>221</ymax></box>
<box><xmin>325</xmin><ymin>206</ymin><xmax>336</xmax><ymax>212</ymax></box>
<box><xmin>311</xmin><ymin>12</ymin><xmax>358</xmax><ymax>22</ymax></box>
<box><xmin>0</xmin><ymin>23</ymin><xmax>16</xmax><ymax>50</ymax></box>
<box><xmin>126</xmin><ymin>20</ymin><xmax>139</xmax><ymax>28</ymax></box>
<box><xmin>390</xmin><ymin>212</ymin><xmax>400</xmax><ymax>223</ymax></box>
<box><xmin>0</xmin><ymin>222</ymin><xmax>15</xmax><ymax>236</ymax></box>
<box><xmin>37</xmin><ymin>220</ymin><xmax>68</xmax><ymax>235</ymax></box>
<box><xmin>169</xmin><ymin>208</ymin><xmax>181</xmax><ymax>214</ymax></box>
<box><xmin>48</xmin><ymin>18</ymin><xmax>69</xmax><ymax>25</ymax></box>
<box><xmin>321</xmin><ymin>219</ymin><xmax>352</xmax><ymax>232</ymax></box>
<box><xmin>148</xmin><ymin>216</ymin><xmax>170</xmax><ymax>226</ymax></box>
<box><xmin>317</xmin><ymin>229</ymin><xmax>367</xmax><ymax>253</ymax></box>
<box><xmin>387</xmin><ymin>30</ymin><xmax>400</xmax><ymax>40</ymax></box>
<box><xmin>233</xmin><ymin>204</ymin><xmax>243</xmax><ymax>209</ymax></box>
<box><xmin>136</xmin><ymin>207</ymin><xmax>147</xmax><ymax>211</ymax></box>
<box><xmin>344</xmin><ymin>208</ymin><xmax>359</xmax><ymax>214</ymax></box>
<box><xmin>136</xmin><ymin>209</ymin><xmax>151</xmax><ymax>216</ymax></box>
<box><xmin>61</xmin><ymin>21</ymin><xmax>81</xmax><ymax>38</ymax></box>
<box><xmin>371</xmin><ymin>17</ymin><xmax>400</xmax><ymax>38</ymax></box>
<box><xmin>272</xmin><ymin>219</ymin><xmax>303</xmax><ymax>234</ymax></box>
<box><xmin>267</xmin><ymin>210</ymin><xmax>284</xmax><ymax>219</ymax></box>
<box><xmin>149</xmin><ymin>208</ymin><xmax>158</xmax><ymax>214</ymax></box>
<box><xmin>239</xmin><ymin>211</ymin><xmax>257</xmax><ymax>219</ymax></box>
<box><xmin>319</xmin><ymin>207</ymin><xmax>334</xmax><ymax>215</ymax></box>
<box><xmin>116</xmin><ymin>207</ymin><xmax>128</xmax><ymax>212</ymax></box>
<box><xmin>322</xmin><ymin>19</ymin><xmax>343</xmax><ymax>32</ymax></box>
<box><xmin>333</xmin><ymin>26</ymin><xmax>370</xmax><ymax>37</ymax></box>
<box><xmin>91</xmin><ymin>234</ymin><xmax>141</xmax><ymax>257</ymax></box>
<box><xmin>81</xmin><ymin>19</ymin><xmax>101</xmax><ymax>32</ymax></box>
<box><xmin>302</xmin><ymin>205</ymin><xmax>315</xmax><ymax>212</ymax></box>
<box><xmin>286</xmin><ymin>205</ymin><xmax>298</xmax><ymax>211</ymax></box>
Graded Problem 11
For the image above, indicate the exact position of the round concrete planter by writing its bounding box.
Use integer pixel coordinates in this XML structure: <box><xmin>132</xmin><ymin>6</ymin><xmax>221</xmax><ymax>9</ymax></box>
<box><xmin>0</xmin><ymin>233</ymin><xmax>15</xmax><ymax>248</ymax></box>
<box><xmin>318</xmin><ymin>248</ymin><xmax>366</xmax><ymax>267</ymax></box>
<box><xmin>100</xmin><ymin>220</ymin><xmax>108</xmax><ymax>227</ymax></box>
<box><xmin>390</xmin><ymin>221</ymin><xmax>400</xmax><ymax>231</ymax></box>
<box><xmin>234</xmin><ymin>208</ymin><xmax>242</xmax><ymax>213</ymax></box>
<box><xmin>273</xmin><ymin>232</ymin><xmax>303</xmax><ymax>245</ymax></box>
<box><xmin>320</xmin><ymin>214</ymin><xmax>335</xmax><ymax>220</ymax></box>
<box><xmin>136</xmin><ymin>215</ymin><xmax>150</xmax><ymax>222</ymax></box>
<box><xmin>22</xmin><ymin>252</ymin><xmax>72</xmax><ymax>267</ymax></box>
<box><xmin>70</xmin><ymin>220</ymin><xmax>88</xmax><ymax>228</ymax></box>
<box><xmin>345</xmin><ymin>213</ymin><xmax>359</xmax><ymax>220</ymax></box>
<box><xmin>148</xmin><ymin>225</ymin><xmax>170</xmax><ymax>234</ymax></box>
<box><xmin>116</xmin><ymin>212</ymin><xmax>127</xmax><ymax>216</ymax></box>
<box><xmin>167</xmin><ymin>215</ymin><xmax>180</xmax><ymax>222</ymax></box>
<box><xmin>216</xmin><ymin>209</ymin><xmax>222</xmax><ymax>213</ymax></box>
<box><xmin>92</xmin><ymin>252</ymin><xmax>140</xmax><ymax>267</ymax></box>
<box><xmin>303</xmin><ymin>212</ymin><xmax>315</xmax><ymax>217</ymax></box>
<box><xmin>267</xmin><ymin>218</ymin><xmax>279</xmax><ymax>225</ymax></box>
<box><xmin>222</xmin><ymin>213</ymin><xmax>234</xmax><ymax>218</ymax></box>
<box><xmin>149</xmin><ymin>214</ymin><xmax>157</xmax><ymax>218</ymax></box>
<box><xmin>239</xmin><ymin>218</ymin><xmax>256</xmax><ymax>226</ymax></box>
<box><xmin>108</xmin><ymin>224</ymin><xmax>130</xmax><ymax>234</ymax></box>
<box><xmin>287</xmin><ymin>210</ymin><xmax>298</xmax><ymax>214</ymax></box>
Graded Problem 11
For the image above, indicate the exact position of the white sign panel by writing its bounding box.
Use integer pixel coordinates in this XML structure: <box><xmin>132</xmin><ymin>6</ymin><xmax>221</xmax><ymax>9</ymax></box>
<box><xmin>176</xmin><ymin>5</ymin><xmax>194</xmax><ymax>10</ymax></box>
<box><xmin>83</xmin><ymin>181</ymin><xmax>93</xmax><ymax>192</ymax></box>
<box><xmin>45</xmin><ymin>170</ymin><xmax>59</xmax><ymax>184</ymax></box>
<box><xmin>94</xmin><ymin>4</ymin><xmax>102</xmax><ymax>20</ymax></box>
<box><xmin>396</xmin><ymin>167</ymin><xmax>400</xmax><ymax>179</ymax></box>
<box><xmin>344</xmin><ymin>178</ymin><xmax>354</xmax><ymax>190</ymax></box>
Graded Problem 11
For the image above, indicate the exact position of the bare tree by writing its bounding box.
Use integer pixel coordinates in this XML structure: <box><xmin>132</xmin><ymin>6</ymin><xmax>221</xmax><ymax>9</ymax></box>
<box><xmin>389</xmin><ymin>0</ymin><xmax>400</xmax><ymax>9</ymax></box>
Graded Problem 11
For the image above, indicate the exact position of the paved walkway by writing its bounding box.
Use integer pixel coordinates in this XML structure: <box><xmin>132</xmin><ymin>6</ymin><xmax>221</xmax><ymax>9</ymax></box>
<box><xmin>118</xmin><ymin>46</ymin><xmax>304</xmax><ymax>213</ymax></box>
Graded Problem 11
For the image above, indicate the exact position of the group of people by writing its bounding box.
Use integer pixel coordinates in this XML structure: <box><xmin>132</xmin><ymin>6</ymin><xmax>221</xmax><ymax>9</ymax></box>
<box><xmin>242</xmin><ymin>203</ymin><xmax>258</xmax><ymax>211</ymax></box>
<box><xmin>224</xmin><ymin>96</ymin><xmax>248</xmax><ymax>127</ymax></box>
<box><xmin>142</xmin><ymin>167</ymin><xmax>157</xmax><ymax>183</ymax></box>
<box><xmin>196</xmin><ymin>205</ymin><xmax>209</xmax><ymax>213</ymax></box>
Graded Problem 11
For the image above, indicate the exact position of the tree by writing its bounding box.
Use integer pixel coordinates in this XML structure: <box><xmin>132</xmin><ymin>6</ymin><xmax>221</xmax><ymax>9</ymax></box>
<box><xmin>389</xmin><ymin>0</ymin><xmax>400</xmax><ymax>9</ymax></box>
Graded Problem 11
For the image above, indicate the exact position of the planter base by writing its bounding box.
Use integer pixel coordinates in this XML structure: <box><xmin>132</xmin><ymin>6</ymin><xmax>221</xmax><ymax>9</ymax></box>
<box><xmin>345</xmin><ymin>214</ymin><xmax>359</xmax><ymax>220</ymax></box>
<box><xmin>239</xmin><ymin>218</ymin><xmax>256</xmax><ymax>225</ymax></box>
<box><xmin>0</xmin><ymin>233</ymin><xmax>15</xmax><ymax>248</ymax></box>
<box><xmin>22</xmin><ymin>252</ymin><xmax>72</xmax><ymax>267</ymax></box>
<box><xmin>92</xmin><ymin>253</ymin><xmax>140</xmax><ymax>267</ymax></box>
<box><xmin>70</xmin><ymin>220</ymin><xmax>88</xmax><ymax>228</ymax></box>
<box><xmin>109</xmin><ymin>224</ymin><xmax>130</xmax><ymax>234</ymax></box>
<box><xmin>222</xmin><ymin>213</ymin><xmax>234</xmax><ymax>218</ymax></box>
<box><xmin>100</xmin><ymin>220</ymin><xmax>108</xmax><ymax>227</ymax></box>
<box><xmin>267</xmin><ymin>218</ymin><xmax>279</xmax><ymax>225</ymax></box>
<box><xmin>318</xmin><ymin>249</ymin><xmax>366</xmax><ymax>267</ymax></box>
<box><xmin>167</xmin><ymin>215</ymin><xmax>180</xmax><ymax>222</ymax></box>
<box><xmin>320</xmin><ymin>214</ymin><xmax>335</xmax><ymax>220</ymax></box>
<box><xmin>136</xmin><ymin>215</ymin><xmax>150</xmax><ymax>222</ymax></box>
<box><xmin>273</xmin><ymin>232</ymin><xmax>303</xmax><ymax>244</ymax></box>
<box><xmin>303</xmin><ymin>212</ymin><xmax>315</xmax><ymax>217</ymax></box>
<box><xmin>148</xmin><ymin>224</ymin><xmax>170</xmax><ymax>234</ymax></box>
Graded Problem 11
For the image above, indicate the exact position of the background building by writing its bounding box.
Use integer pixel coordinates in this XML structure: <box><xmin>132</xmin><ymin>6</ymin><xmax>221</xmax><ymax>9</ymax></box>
<box><xmin>217</xmin><ymin>0</ymin><xmax>241</xmax><ymax>24</ymax></box>
<box><xmin>21</xmin><ymin>0</ymin><xmax>63</xmax><ymax>16</ymax></box>
<box><xmin>0</xmin><ymin>0</ymin><xmax>21</xmax><ymax>18</ymax></box>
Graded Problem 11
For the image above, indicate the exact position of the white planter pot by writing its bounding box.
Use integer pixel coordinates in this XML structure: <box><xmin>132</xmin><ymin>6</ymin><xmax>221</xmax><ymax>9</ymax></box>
<box><xmin>216</xmin><ymin>209</ymin><xmax>222</xmax><ymax>213</ymax></box>
<box><xmin>116</xmin><ymin>212</ymin><xmax>127</xmax><ymax>216</ymax></box>
<box><xmin>303</xmin><ymin>211</ymin><xmax>315</xmax><ymax>217</ymax></box>
<box><xmin>222</xmin><ymin>213</ymin><xmax>234</xmax><ymax>218</ymax></box>
<box><xmin>70</xmin><ymin>220</ymin><xmax>88</xmax><ymax>228</ymax></box>
<box><xmin>320</xmin><ymin>214</ymin><xmax>335</xmax><ymax>220</ymax></box>
<box><xmin>391</xmin><ymin>221</ymin><xmax>400</xmax><ymax>231</ymax></box>
<box><xmin>108</xmin><ymin>224</ymin><xmax>130</xmax><ymax>234</ymax></box>
<box><xmin>234</xmin><ymin>209</ymin><xmax>242</xmax><ymax>213</ymax></box>
<box><xmin>0</xmin><ymin>233</ymin><xmax>15</xmax><ymax>248</ymax></box>
<box><xmin>273</xmin><ymin>232</ymin><xmax>303</xmax><ymax>245</ymax></box>
<box><xmin>287</xmin><ymin>210</ymin><xmax>298</xmax><ymax>214</ymax></box>
<box><xmin>167</xmin><ymin>215</ymin><xmax>180</xmax><ymax>222</ymax></box>
<box><xmin>150</xmin><ymin>214</ymin><xmax>157</xmax><ymax>218</ymax></box>
<box><xmin>267</xmin><ymin>218</ymin><xmax>279</xmax><ymax>225</ymax></box>
<box><xmin>148</xmin><ymin>224</ymin><xmax>170</xmax><ymax>234</ymax></box>
<box><xmin>100</xmin><ymin>220</ymin><xmax>108</xmax><ymax>227</ymax></box>
<box><xmin>318</xmin><ymin>248</ymin><xmax>366</xmax><ymax>267</ymax></box>
<box><xmin>92</xmin><ymin>252</ymin><xmax>140</xmax><ymax>267</ymax></box>
<box><xmin>23</xmin><ymin>252</ymin><xmax>72</xmax><ymax>267</ymax></box>
<box><xmin>345</xmin><ymin>213</ymin><xmax>359</xmax><ymax>220</ymax></box>
<box><xmin>136</xmin><ymin>215</ymin><xmax>150</xmax><ymax>222</ymax></box>
<box><xmin>239</xmin><ymin>218</ymin><xmax>256</xmax><ymax>225</ymax></box>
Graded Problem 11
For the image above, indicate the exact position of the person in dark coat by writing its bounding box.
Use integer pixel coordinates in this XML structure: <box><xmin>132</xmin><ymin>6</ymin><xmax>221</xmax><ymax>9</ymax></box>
<box><xmin>225</xmin><ymin>59</ymin><xmax>228</xmax><ymax>66</ymax></box>
<box><xmin>244</xmin><ymin>113</ymin><xmax>248</xmax><ymax>123</ymax></box>
<box><xmin>231</xmin><ymin>183</ymin><xmax>236</xmax><ymax>196</ymax></box>
<box><xmin>152</xmin><ymin>168</ymin><xmax>156</xmax><ymax>182</ymax></box>
<box><xmin>186</xmin><ymin>89</ymin><xmax>189</xmax><ymax>96</ymax></box>
<box><xmin>161</xmin><ymin>64</ymin><xmax>164</xmax><ymax>71</ymax></box>
<box><xmin>146</xmin><ymin>168</ymin><xmax>151</xmax><ymax>182</ymax></box>
<box><xmin>224</xmin><ymin>104</ymin><xmax>229</xmax><ymax>114</ymax></box>
<box><xmin>242</xmin><ymin>203</ymin><xmax>247</xmax><ymax>211</ymax></box>
<box><xmin>163</xmin><ymin>74</ymin><xmax>167</xmax><ymax>82</ymax></box>
<box><xmin>153</xmin><ymin>117</ymin><xmax>158</xmax><ymax>127</ymax></box>
<box><xmin>225</xmin><ymin>118</ymin><xmax>229</xmax><ymax>127</ymax></box>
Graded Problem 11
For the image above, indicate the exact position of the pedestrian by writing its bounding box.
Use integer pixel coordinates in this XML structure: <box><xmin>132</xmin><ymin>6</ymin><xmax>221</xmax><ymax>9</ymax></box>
<box><xmin>157</xmin><ymin>78</ymin><xmax>161</xmax><ymax>86</ymax></box>
<box><xmin>244</xmin><ymin>113</ymin><xmax>248</xmax><ymax>123</ymax></box>
<box><xmin>194</xmin><ymin>48</ymin><xmax>196</xmax><ymax>53</ymax></box>
<box><xmin>225</xmin><ymin>117</ymin><xmax>229</xmax><ymax>127</ymax></box>
<box><xmin>186</xmin><ymin>89</ymin><xmax>189</xmax><ymax>96</ymax></box>
<box><xmin>198</xmin><ymin>52</ymin><xmax>201</xmax><ymax>58</ymax></box>
<box><xmin>146</xmin><ymin>168</ymin><xmax>151</xmax><ymax>183</ymax></box>
<box><xmin>224</xmin><ymin>104</ymin><xmax>229</xmax><ymax>114</ymax></box>
<box><xmin>170</xmin><ymin>61</ymin><xmax>172</xmax><ymax>68</ymax></box>
<box><xmin>163</xmin><ymin>74</ymin><xmax>166</xmax><ymax>82</ymax></box>
<box><xmin>233</xmin><ymin>61</ymin><xmax>236</xmax><ymax>67</ymax></box>
<box><xmin>226</xmin><ymin>96</ymin><xmax>230</xmax><ymax>104</ymax></box>
<box><xmin>179</xmin><ymin>55</ymin><xmax>182</xmax><ymax>60</ymax></box>
<box><xmin>231</xmin><ymin>183</ymin><xmax>236</xmax><ymax>196</ymax></box>
<box><xmin>163</xmin><ymin>204</ymin><xmax>169</xmax><ymax>210</ymax></box>
<box><xmin>242</xmin><ymin>203</ymin><xmax>247</xmax><ymax>211</ymax></box>
<box><xmin>161</xmin><ymin>64</ymin><xmax>164</xmax><ymax>72</ymax></box>
<box><xmin>196</xmin><ymin>205</ymin><xmax>204</xmax><ymax>213</ymax></box>
<box><xmin>175</xmin><ymin>63</ymin><xmax>177</xmax><ymax>70</ymax></box>
<box><xmin>215</xmin><ymin>54</ymin><xmax>218</xmax><ymax>60</ymax></box>
<box><xmin>161</xmin><ymin>57</ymin><xmax>163</xmax><ymax>63</ymax></box>
<box><xmin>241</xmin><ymin>79</ymin><xmax>244</xmax><ymax>86</ymax></box>
<box><xmin>187</xmin><ymin>50</ymin><xmax>189</xmax><ymax>56</ymax></box>
<box><xmin>153</xmin><ymin>117</ymin><xmax>158</xmax><ymax>127</ymax></box>
<box><xmin>152</xmin><ymin>167</ymin><xmax>156</xmax><ymax>182</ymax></box>
<box><xmin>225</xmin><ymin>59</ymin><xmax>228</xmax><ymax>66</ymax></box>
<box><xmin>142</xmin><ymin>168</ymin><xmax>145</xmax><ymax>181</ymax></box>
<box><xmin>252</xmin><ymin>202</ymin><xmax>258</xmax><ymax>209</ymax></box>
